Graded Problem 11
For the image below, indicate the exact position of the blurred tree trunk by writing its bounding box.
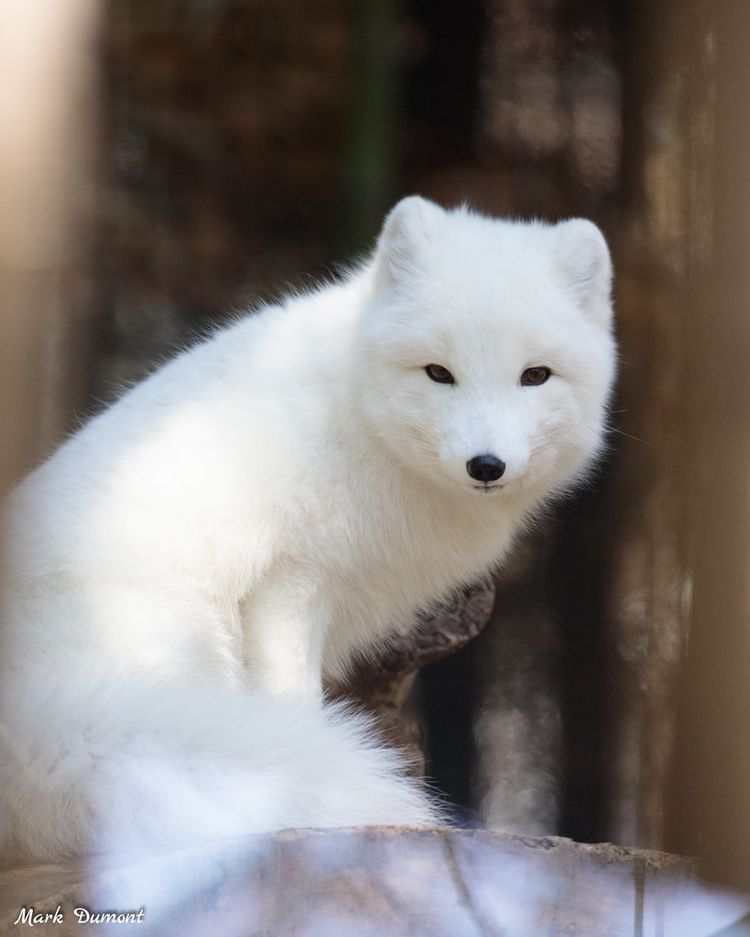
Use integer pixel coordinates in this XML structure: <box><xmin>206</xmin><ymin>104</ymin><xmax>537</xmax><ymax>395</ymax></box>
<box><xmin>665</xmin><ymin>0</ymin><xmax>750</xmax><ymax>893</ymax></box>
<box><xmin>586</xmin><ymin>0</ymin><xmax>696</xmax><ymax>854</ymax></box>
<box><xmin>470</xmin><ymin>0</ymin><xmax>723</xmax><ymax>866</ymax></box>
<box><xmin>0</xmin><ymin>0</ymin><xmax>100</xmax><ymax>492</ymax></box>
<box><xmin>342</xmin><ymin>0</ymin><xmax>398</xmax><ymax>252</ymax></box>
<box><xmin>470</xmin><ymin>0</ymin><xmax>627</xmax><ymax>843</ymax></box>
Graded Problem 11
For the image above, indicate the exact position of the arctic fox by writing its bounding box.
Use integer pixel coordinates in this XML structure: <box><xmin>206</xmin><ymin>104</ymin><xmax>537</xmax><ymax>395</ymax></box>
<box><xmin>0</xmin><ymin>197</ymin><xmax>616</xmax><ymax>863</ymax></box>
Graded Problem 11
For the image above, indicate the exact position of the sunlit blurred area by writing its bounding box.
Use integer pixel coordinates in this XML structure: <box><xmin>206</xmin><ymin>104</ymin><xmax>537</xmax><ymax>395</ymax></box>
<box><xmin>1</xmin><ymin>0</ymin><xmax>749</xmax><ymax>900</ymax></box>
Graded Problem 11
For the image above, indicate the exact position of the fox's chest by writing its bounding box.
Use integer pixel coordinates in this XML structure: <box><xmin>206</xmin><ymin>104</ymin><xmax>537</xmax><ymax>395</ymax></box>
<box><xmin>307</xmin><ymin>484</ymin><xmax>516</xmax><ymax>673</ymax></box>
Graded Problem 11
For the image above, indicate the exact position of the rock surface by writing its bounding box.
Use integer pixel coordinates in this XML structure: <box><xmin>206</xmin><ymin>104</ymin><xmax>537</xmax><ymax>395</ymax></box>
<box><xmin>1</xmin><ymin>827</ymin><xmax>748</xmax><ymax>937</ymax></box>
<box><xmin>328</xmin><ymin>582</ymin><xmax>496</xmax><ymax>771</ymax></box>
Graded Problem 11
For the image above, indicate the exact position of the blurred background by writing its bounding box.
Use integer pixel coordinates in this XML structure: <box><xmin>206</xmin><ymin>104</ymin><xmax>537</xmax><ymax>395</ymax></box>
<box><xmin>1</xmin><ymin>0</ymin><xmax>749</xmax><ymax>893</ymax></box>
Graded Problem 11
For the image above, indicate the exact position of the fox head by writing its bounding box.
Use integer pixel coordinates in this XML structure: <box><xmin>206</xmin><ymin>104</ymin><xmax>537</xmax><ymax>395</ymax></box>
<box><xmin>356</xmin><ymin>196</ymin><xmax>617</xmax><ymax>503</ymax></box>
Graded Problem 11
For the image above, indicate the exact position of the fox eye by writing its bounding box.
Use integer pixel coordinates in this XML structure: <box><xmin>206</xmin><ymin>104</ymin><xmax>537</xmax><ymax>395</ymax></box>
<box><xmin>425</xmin><ymin>364</ymin><xmax>455</xmax><ymax>385</ymax></box>
<box><xmin>520</xmin><ymin>366</ymin><xmax>551</xmax><ymax>386</ymax></box>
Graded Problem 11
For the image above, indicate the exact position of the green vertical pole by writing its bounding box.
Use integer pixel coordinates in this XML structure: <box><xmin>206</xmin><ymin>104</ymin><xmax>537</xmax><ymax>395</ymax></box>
<box><xmin>343</xmin><ymin>0</ymin><xmax>399</xmax><ymax>253</ymax></box>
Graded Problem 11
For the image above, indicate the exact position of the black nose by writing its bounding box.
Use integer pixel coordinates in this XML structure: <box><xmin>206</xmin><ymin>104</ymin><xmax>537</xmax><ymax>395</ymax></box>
<box><xmin>466</xmin><ymin>454</ymin><xmax>506</xmax><ymax>483</ymax></box>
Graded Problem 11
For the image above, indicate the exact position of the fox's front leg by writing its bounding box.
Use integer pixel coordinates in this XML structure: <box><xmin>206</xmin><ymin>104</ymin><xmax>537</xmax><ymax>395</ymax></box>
<box><xmin>239</xmin><ymin>571</ymin><xmax>326</xmax><ymax>703</ymax></box>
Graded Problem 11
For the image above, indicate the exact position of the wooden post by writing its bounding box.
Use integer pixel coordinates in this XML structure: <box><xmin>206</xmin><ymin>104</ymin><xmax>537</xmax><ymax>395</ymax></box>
<box><xmin>666</xmin><ymin>0</ymin><xmax>750</xmax><ymax>893</ymax></box>
<box><xmin>0</xmin><ymin>0</ymin><xmax>100</xmax><ymax>493</ymax></box>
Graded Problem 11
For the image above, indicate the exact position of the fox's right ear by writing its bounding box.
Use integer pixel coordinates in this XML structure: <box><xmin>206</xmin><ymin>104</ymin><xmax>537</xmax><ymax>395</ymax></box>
<box><xmin>375</xmin><ymin>196</ymin><xmax>444</xmax><ymax>290</ymax></box>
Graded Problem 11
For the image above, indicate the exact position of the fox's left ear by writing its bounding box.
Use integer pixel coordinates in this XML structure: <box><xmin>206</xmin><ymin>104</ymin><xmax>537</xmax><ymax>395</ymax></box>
<box><xmin>375</xmin><ymin>195</ymin><xmax>444</xmax><ymax>290</ymax></box>
<box><xmin>555</xmin><ymin>219</ymin><xmax>613</xmax><ymax>327</ymax></box>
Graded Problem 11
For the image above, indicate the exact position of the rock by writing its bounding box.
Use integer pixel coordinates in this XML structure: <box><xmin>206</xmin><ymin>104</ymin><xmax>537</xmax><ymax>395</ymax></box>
<box><xmin>2</xmin><ymin>827</ymin><xmax>747</xmax><ymax>937</ymax></box>
<box><xmin>328</xmin><ymin>582</ymin><xmax>496</xmax><ymax>770</ymax></box>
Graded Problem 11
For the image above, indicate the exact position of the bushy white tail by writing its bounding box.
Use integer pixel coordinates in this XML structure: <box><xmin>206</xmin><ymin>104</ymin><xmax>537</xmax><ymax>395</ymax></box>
<box><xmin>0</xmin><ymin>670</ymin><xmax>439</xmax><ymax>864</ymax></box>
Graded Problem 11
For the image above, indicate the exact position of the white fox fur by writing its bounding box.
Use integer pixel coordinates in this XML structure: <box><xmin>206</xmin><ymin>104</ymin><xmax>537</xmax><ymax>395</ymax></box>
<box><xmin>0</xmin><ymin>197</ymin><xmax>616</xmax><ymax>862</ymax></box>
